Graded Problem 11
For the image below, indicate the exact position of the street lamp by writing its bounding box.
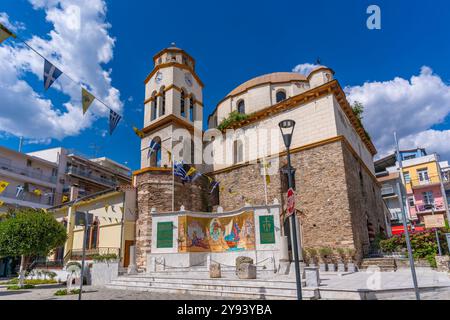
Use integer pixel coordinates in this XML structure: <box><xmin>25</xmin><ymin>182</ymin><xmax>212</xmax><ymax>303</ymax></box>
<box><xmin>424</xmin><ymin>204</ymin><xmax>443</xmax><ymax>256</ymax></box>
<box><xmin>279</xmin><ymin>119</ymin><xmax>303</xmax><ymax>301</ymax></box>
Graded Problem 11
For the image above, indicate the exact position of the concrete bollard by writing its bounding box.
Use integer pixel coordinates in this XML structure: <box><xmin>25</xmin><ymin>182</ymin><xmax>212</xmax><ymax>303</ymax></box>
<box><xmin>304</xmin><ymin>267</ymin><xmax>320</xmax><ymax>287</ymax></box>
<box><xmin>127</xmin><ymin>245</ymin><xmax>138</xmax><ymax>275</ymax></box>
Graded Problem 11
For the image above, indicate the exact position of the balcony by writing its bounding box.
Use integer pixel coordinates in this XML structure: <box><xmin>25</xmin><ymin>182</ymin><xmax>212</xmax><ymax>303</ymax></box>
<box><xmin>415</xmin><ymin>203</ymin><xmax>445</xmax><ymax>214</ymax></box>
<box><xmin>66</xmin><ymin>167</ymin><xmax>117</xmax><ymax>187</ymax></box>
<box><xmin>408</xmin><ymin>177</ymin><xmax>441</xmax><ymax>190</ymax></box>
<box><xmin>388</xmin><ymin>208</ymin><xmax>402</xmax><ymax>220</ymax></box>
<box><xmin>0</xmin><ymin>189</ymin><xmax>54</xmax><ymax>207</ymax></box>
<box><xmin>0</xmin><ymin>161</ymin><xmax>57</xmax><ymax>185</ymax></box>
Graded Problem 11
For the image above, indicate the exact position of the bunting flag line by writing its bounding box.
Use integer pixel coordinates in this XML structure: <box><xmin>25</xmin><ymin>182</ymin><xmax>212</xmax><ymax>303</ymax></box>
<box><xmin>0</xmin><ymin>181</ymin><xmax>9</xmax><ymax>194</ymax></box>
<box><xmin>190</xmin><ymin>172</ymin><xmax>202</xmax><ymax>183</ymax></box>
<box><xmin>174</xmin><ymin>161</ymin><xmax>189</xmax><ymax>182</ymax></box>
<box><xmin>186</xmin><ymin>167</ymin><xmax>197</xmax><ymax>177</ymax></box>
<box><xmin>109</xmin><ymin>109</ymin><xmax>122</xmax><ymax>135</ymax></box>
<box><xmin>147</xmin><ymin>140</ymin><xmax>161</xmax><ymax>159</ymax></box>
<box><xmin>15</xmin><ymin>185</ymin><xmax>24</xmax><ymax>198</ymax></box>
<box><xmin>43</xmin><ymin>59</ymin><xmax>63</xmax><ymax>90</ymax></box>
<box><xmin>82</xmin><ymin>88</ymin><xmax>95</xmax><ymax>115</ymax></box>
<box><xmin>133</xmin><ymin>126</ymin><xmax>145</xmax><ymax>139</ymax></box>
<box><xmin>0</xmin><ymin>23</ymin><xmax>16</xmax><ymax>44</ymax></box>
<box><xmin>62</xmin><ymin>195</ymin><xmax>69</xmax><ymax>203</ymax></box>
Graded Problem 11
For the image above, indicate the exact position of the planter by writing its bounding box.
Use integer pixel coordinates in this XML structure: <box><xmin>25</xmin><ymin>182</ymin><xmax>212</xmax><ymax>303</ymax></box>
<box><xmin>319</xmin><ymin>263</ymin><xmax>327</xmax><ymax>272</ymax></box>
<box><xmin>347</xmin><ymin>262</ymin><xmax>356</xmax><ymax>273</ymax></box>
<box><xmin>337</xmin><ymin>263</ymin><xmax>346</xmax><ymax>273</ymax></box>
<box><xmin>327</xmin><ymin>263</ymin><xmax>336</xmax><ymax>272</ymax></box>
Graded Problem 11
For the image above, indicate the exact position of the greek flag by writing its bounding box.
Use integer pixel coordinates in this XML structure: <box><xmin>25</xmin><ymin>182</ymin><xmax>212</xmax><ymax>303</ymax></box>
<box><xmin>16</xmin><ymin>185</ymin><xmax>24</xmax><ymax>198</ymax></box>
<box><xmin>210</xmin><ymin>181</ymin><xmax>220</xmax><ymax>194</ymax></box>
<box><xmin>174</xmin><ymin>161</ymin><xmax>189</xmax><ymax>182</ymax></box>
<box><xmin>44</xmin><ymin>60</ymin><xmax>63</xmax><ymax>90</ymax></box>
<box><xmin>147</xmin><ymin>140</ymin><xmax>161</xmax><ymax>159</ymax></box>
<box><xmin>109</xmin><ymin>109</ymin><xmax>122</xmax><ymax>135</ymax></box>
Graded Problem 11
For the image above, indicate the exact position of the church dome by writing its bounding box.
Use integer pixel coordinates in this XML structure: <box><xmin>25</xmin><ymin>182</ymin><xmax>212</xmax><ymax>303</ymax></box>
<box><xmin>226</xmin><ymin>72</ymin><xmax>307</xmax><ymax>97</ymax></box>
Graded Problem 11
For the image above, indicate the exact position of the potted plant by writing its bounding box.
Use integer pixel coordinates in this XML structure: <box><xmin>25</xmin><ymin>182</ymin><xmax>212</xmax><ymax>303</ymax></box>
<box><xmin>336</xmin><ymin>248</ymin><xmax>346</xmax><ymax>272</ymax></box>
<box><xmin>306</xmin><ymin>248</ymin><xmax>319</xmax><ymax>267</ymax></box>
<box><xmin>346</xmin><ymin>248</ymin><xmax>357</xmax><ymax>273</ymax></box>
<box><xmin>318</xmin><ymin>247</ymin><xmax>333</xmax><ymax>272</ymax></box>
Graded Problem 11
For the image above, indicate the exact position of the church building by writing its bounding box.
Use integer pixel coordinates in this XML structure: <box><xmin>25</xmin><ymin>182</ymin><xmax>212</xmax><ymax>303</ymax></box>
<box><xmin>133</xmin><ymin>45</ymin><xmax>390</xmax><ymax>269</ymax></box>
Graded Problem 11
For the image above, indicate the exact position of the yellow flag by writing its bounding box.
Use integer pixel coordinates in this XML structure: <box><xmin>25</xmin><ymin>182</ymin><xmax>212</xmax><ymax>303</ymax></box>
<box><xmin>82</xmin><ymin>88</ymin><xmax>95</xmax><ymax>115</ymax></box>
<box><xmin>133</xmin><ymin>126</ymin><xmax>144</xmax><ymax>138</ymax></box>
<box><xmin>0</xmin><ymin>181</ymin><xmax>9</xmax><ymax>194</ymax></box>
<box><xmin>105</xmin><ymin>204</ymin><xmax>109</xmax><ymax>212</ymax></box>
<box><xmin>62</xmin><ymin>195</ymin><xmax>69</xmax><ymax>203</ymax></box>
<box><xmin>263</xmin><ymin>160</ymin><xmax>271</xmax><ymax>185</ymax></box>
<box><xmin>206</xmin><ymin>176</ymin><xmax>213</xmax><ymax>184</ymax></box>
<box><xmin>0</xmin><ymin>201</ymin><xmax>4</xmax><ymax>207</ymax></box>
<box><xmin>119</xmin><ymin>206</ymin><xmax>125</xmax><ymax>214</ymax></box>
<box><xmin>167</xmin><ymin>150</ymin><xmax>172</xmax><ymax>164</ymax></box>
<box><xmin>186</xmin><ymin>167</ymin><xmax>197</xmax><ymax>177</ymax></box>
<box><xmin>0</xmin><ymin>23</ymin><xmax>16</xmax><ymax>44</ymax></box>
<box><xmin>33</xmin><ymin>189</ymin><xmax>42</xmax><ymax>196</ymax></box>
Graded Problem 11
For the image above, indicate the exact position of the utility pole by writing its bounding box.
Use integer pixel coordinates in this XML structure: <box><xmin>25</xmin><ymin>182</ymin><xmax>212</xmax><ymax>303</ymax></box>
<box><xmin>394</xmin><ymin>132</ymin><xmax>420</xmax><ymax>300</ymax></box>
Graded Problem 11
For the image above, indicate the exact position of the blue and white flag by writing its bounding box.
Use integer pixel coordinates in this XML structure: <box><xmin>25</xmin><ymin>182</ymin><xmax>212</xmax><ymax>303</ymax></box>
<box><xmin>44</xmin><ymin>59</ymin><xmax>63</xmax><ymax>90</ymax></box>
<box><xmin>190</xmin><ymin>172</ymin><xmax>202</xmax><ymax>183</ymax></box>
<box><xmin>16</xmin><ymin>185</ymin><xmax>24</xmax><ymax>198</ymax></box>
<box><xmin>147</xmin><ymin>140</ymin><xmax>161</xmax><ymax>159</ymax></box>
<box><xmin>109</xmin><ymin>109</ymin><xmax>122</xmax><ymax>135</ymax></box>
<box><xmin>174</xmin><ymin>161</ymin><xmax>189</xmax><ymax>182</ymax></box>
<box><xmin>210</xmin><ymin>181</ymin><xmax>220</xmax><ymax>194</ymax></box>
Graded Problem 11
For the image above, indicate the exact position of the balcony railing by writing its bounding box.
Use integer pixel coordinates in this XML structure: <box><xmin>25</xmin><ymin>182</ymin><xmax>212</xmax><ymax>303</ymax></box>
<box><xmin>0</xmin><ymin>189</ymin><xmax>54</xmax><ymax>206</ymax></box>
<box><xmin>0</xmin><ymin>161</ymin><xmax>57</xmax><ymax>184</ymax></box>
<box><xmin>388</xmin><ymin>208</ymin><xmax>402</xmax><ymax>220</ymax></box>
<box><xmin>407</xmin><ymin>175</ymin><xmax>442</xmax><ymax>189</ymax></box>
<box><xmin>415</xmin><ymin>203</ymin><xmax>445</xmax><ymax>213</ymax></box>
<box><xmin>66</xmin><ymin>167</ymin><xmax>117</xmax><ymax>187</ymax></box>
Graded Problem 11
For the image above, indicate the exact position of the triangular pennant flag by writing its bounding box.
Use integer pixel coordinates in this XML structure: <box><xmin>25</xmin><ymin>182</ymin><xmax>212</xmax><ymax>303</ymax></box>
<box><xmin>43</xmin><ymin>60</ymin><xmax>63</xmax><ymax>90</ymax></box>
<box><xmin>191</xmin><ymin>172</ymin><xmax>202</xmax><ymax>183</ymax></box>
<box><xmin>186</xmin><ymin>167</ymin><xmax>197</xmax><ymax>177</ymax></box>
<box><xmin>210</xmin><ymin>181</ymin><xmax>219</xmax><ymax>194</ymax></box>
<box><xmin>133</xmin><ymin>126</ymin><xmax>144</xmax><ymax>138</ymax></box>
<box><xmin>167</xmin><ymin>150</ymin><xmax>172</xmax><ymax>164</ymax></box>
<box><xmin>206</xmin><ymin>176</ymin><xmax>214</xmax><ymax>184</ymax></box>
<box><xmin>82</xmin><ymin>88</ymin><xmax>95</xmax><ymax>115</ymax></box>
<box><xmin>109</xmin><ymin>109</ymin><xmax>122</xmax><ymax>135</ymax></box>
<box><xmin>105</xmin><ymin>204</ymin><xmax>109</xmax><ymax>212</ymax></box>
<box><xmin>0</xmin><ymin>181</ymin><xmax>9</xmax><ymax>194</ymax></box>
<box><xmin>0</xmin><ymin>23</ymin><xmax>16</xmax><ymax>44</ymax></box>
<box><xmin>33</xmin><ymin>188</ymin><xmax>42</xmax><ymax>197</ymax></box>
<box><xmin>62</xmin><ymin>195</ymin><xmax>69</xmax><ymax>203</ymax></box>
<box><xmin>119</xmin><ymin>206</ymin><xmax>125</xmax><ymax>215</ymax></box>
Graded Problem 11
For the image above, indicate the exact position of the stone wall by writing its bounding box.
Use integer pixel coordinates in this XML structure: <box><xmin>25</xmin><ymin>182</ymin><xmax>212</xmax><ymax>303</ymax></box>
<box><xmin>213</xmin><ymin>139</ymin><xmax>387</xmax><ymax>263</ymax></box>
<box><xmin>135</xmin><ymin>169</ymin><xmax>210</xmax><ymax>268</ymax></box>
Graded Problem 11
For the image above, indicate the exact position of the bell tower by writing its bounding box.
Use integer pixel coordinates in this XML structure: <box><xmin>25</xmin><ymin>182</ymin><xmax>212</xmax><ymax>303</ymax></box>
<box><xmin>140</xmin><ymin>44</ymin><xmax>204</xmax><ymax>169</ymax></box>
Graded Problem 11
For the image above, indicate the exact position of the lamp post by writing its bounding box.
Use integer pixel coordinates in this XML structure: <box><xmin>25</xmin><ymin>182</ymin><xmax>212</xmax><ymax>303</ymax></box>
<box><xmin>279</xmin><ymin>119</ymin><xmax>302</xmax><ymax>301</ymax></box>
<box><xmin>424</xmin><ymin>204</ymin><xmax>443</xmax><ymax>256</ymax></box>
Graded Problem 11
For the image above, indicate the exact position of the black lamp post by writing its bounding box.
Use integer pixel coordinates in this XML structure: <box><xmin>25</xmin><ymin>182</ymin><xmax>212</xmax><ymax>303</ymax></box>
<box><xmin>279</xmin><ymin>119</ymin><xmax>303</xmax><ymax>300</ymax></box>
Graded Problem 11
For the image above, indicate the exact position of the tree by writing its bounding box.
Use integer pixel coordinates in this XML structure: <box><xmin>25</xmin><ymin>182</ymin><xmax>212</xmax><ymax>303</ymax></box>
<box><xmin>0</xmin><ymin>209</ymin><xmax>67</xmax><ymax>287</ymax></box>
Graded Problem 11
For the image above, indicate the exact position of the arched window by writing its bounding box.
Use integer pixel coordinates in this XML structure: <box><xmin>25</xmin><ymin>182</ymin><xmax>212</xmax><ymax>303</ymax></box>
<box><xmin>189</xmin><ymin>95</ymin><xmax>195</xmax><ymax>122</ymax></box>
<box><xmin>276</xmin><ymin>90</ymin><xmax>287</xmax><ymax>103</ymax></box>
<box><xmin>180</xmin><ymin>90</ymin><xmax>186</xmax><ymax>117</ymax></box>
<box><xmin>237</xmin><ymin>100</ymin><xmax>245</xmax><ymax>114</ymax></box>
<box><xmin>151</xmin><ymin>91</ymin><xmax>157</xmax><ymax>121</ymax></box>
<box><xmin>149</xmin><ymin>137</ymin><xmax>162</xmax><ymax>167</ymax></box>
<box><xmin>234</xmin><ymin>140</ymin><xmax>243</xmax><ymax>164</ymax></box>
<box><xmin>159</xmin><ymin>87</ymin><xmax>166</xmax><ymax>116</ymax></box>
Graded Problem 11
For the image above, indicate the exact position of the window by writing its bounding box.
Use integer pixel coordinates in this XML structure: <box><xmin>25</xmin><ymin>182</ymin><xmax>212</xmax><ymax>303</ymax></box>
<box><xmin>151</xmin><ymin>91</ymin><xmax>157</xmax><ymax>121</ymax></box>
<box><xmin>160</xmin><ymin>87</ymin><xmax>166</xmax><ymax>116</ymax></box>
<box><xmin>417</xmin><ymin>169</ymin><xmax>429</xmax><ymax>182</ymax></box>
<box><xmin>237</xmin><ymin>100</ymin><xmax>245</xmax><ymax>114</ymax></box>
<box><xmin>276</xmin><ymin>90</ymin><xmax>287</xmax><ymax>103</ymax></box>
<box><xmin>408</xmin><ymin>196</ymin><xmax>415</xmax><ymax>207</ymax></box>
<box><xmin>233</xmin><ymin>140</ymin><xmax>243</xmax><ymax>164</ymax></box>
<box><xmin>189</xmin><ymin>96</ymin><xmax>195</xmax><ymax>122</ymax></box>
<box><xmin>180</xmin><ymin>90</ymin><xmax>186</xmax><ymax>117</ymax></box>
<box><xmin>404</xmin><ymin>155</ymin><xmax>416</xmax><ymax>160</ymax></box>
<box><xmin>86</xmin><ymin>220</ymin><xmax>99</xmax><ymax>250</ymax></box>
<box><xmin>182</xmin><ymin>55</ymin><xmax>188</xmax><ymax>65</ymax></box>
<box><xmin>404</xmin><ymin>171</ymin><xmax>411</xmax><ymax>183</ymax></box>
<box><xmin>423</xmin><ymin>191</ymin><xmax>434</xmax><ymax>205</ymax></box>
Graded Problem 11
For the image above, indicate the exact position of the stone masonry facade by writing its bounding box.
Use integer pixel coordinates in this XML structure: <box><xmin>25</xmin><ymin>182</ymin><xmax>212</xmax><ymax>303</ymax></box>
<box><xmin>212</xmin><ymin>138</ymin><xmax>388</xmax><ymax>264</ymax></box>
<box><xmin>134</xmin><ymin>169</ymin><xmax>209</xmax><ymax>268</ymax></box>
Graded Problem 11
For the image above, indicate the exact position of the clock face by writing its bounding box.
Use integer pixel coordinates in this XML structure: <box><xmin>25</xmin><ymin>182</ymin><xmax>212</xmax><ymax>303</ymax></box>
<box><xmin>155</xmin><ymin>72</ymin><xmax>163</xmax><ymax>84</ymax></box>
<box><xmin>185</xmin><ymin>73</ymin><xmax>193</xmax><ymax>87</ymax></box>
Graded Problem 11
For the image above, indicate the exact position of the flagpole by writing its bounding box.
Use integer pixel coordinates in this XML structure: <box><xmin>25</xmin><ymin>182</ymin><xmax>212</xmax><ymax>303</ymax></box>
<box><xmin>172</xmin><ymin>137</ymin><xmax>175</xmax><ymax>212</ymax></box>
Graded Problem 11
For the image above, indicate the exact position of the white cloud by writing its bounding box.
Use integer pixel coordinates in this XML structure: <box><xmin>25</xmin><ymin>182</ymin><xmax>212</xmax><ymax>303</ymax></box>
<box><xmin>0</xmin><ymin>0</ymin><xmax>122</xmax><ymax>141</ymax></box>
<box><xmin>292</xmin><ymin>63</ymin><xmax>320</xmax><ymax>76</ymax></box>
<box><xmin>0</xmin><ymin>12</ymin><xmax>25</xmax><ymax>32</ymax></box>
<box><xmin>346</xmin><ymin>66</ymin><xmax>450</xmax><ymax>160</ymax></box>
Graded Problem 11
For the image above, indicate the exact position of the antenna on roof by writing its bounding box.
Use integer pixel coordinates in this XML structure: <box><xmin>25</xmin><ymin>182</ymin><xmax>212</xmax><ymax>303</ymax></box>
<box><xmin>316</xmin><ymin>57</ymin><xmax>322</xmax><ymax>65</ymax></box>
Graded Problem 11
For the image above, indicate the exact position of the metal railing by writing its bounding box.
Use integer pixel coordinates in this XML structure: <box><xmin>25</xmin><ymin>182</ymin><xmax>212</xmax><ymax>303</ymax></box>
<box><xmin>69</xmin><ymin>247</ymin><xmax>120</xmax><ymax>260</ymax></box>
<box><xmin>407</xmin><ymin>174</ymin><xmax>441</xmax><ymax>188</ymax></box>
<box><xmin>0</xmin><ymin>189</ymin><xmax>54</xmax><ymax>206</ymax></box>
<box><xmin>0</xmin><ymin>161</ymin><xmax>57</xmax><ymax>184</ymax></box>
<box><xmin>415</xmin><ymin>203</ymin><xmax>445</xmax><ymax>213</ymax></box>
<box><xmin>66</xmin><ymin>167</ymin><xmax>117</xmax><ymax>187</ymax></box>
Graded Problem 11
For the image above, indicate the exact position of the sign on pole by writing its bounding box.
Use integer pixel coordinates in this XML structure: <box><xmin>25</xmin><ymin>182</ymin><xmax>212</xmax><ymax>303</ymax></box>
<box><xmin>424</xmin><ymin>214</ymin><xmax>446</xmax><ymax>229</ymax></box>
<box><xmin>286</xmin><ymin>188</ymin><xmax>296</xmax><ymax>218</ymax></box>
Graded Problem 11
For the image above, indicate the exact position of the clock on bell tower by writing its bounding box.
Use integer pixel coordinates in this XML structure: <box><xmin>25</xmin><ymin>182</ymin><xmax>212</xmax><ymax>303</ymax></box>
<box><xmin>139</xmin><ymin>43</ymin><xmax>204</xmax><ymax>169</ymax></box>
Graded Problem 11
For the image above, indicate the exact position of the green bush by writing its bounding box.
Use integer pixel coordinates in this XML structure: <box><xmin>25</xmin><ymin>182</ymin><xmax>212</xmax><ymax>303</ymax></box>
<box><xmin>7</xmin><ymin>284</ymin><xmax>35</xmax><ymax>290</ymax></box>
<box><xmin>54</xmin><ymin>288</ymin><xmax>81</xmax><ymax>296</ymax></box>
<box><xmin>380</xmin><ymin>229</ymin><xmax>449</xmax><ymax>268</ymax></box>
<box><xmin>217</xmin><ymin>111</ymin><xmax>249</xmax><ymax>131</ymax></box>
<box><xmin>7</xmin><ymin>278</ymin><xmax>57</xmax><ymax>285</ymax></box>
<box><xmin>91</xmin><ymin>253</ymin><xmax>118</xmax><ymax>262</ymax></box>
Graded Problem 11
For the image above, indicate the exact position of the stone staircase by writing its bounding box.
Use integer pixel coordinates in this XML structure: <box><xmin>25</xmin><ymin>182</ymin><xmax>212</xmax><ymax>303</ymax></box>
<box><xmin>360</xmin><ymin>258</ymin><xmax>396</xmax><ymax>272</ymax></box>
<box><xmin>106</xmin><ymin>272</ymin><xmax>319</xmax><ymax>300</ymax></box>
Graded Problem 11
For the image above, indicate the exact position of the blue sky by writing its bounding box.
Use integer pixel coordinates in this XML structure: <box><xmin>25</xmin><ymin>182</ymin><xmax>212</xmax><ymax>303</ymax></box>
<box><xmin>1</xmin><ymin>0</ymin><xmax>450</xmax><ymax>170</ymax></box>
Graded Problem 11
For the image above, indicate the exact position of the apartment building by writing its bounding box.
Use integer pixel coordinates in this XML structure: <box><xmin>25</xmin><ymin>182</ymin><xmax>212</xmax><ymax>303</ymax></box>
<box><xmin>0</xmin><ymin>145</ymin><xmax>58</xmax><ymax>213</ymax></box>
